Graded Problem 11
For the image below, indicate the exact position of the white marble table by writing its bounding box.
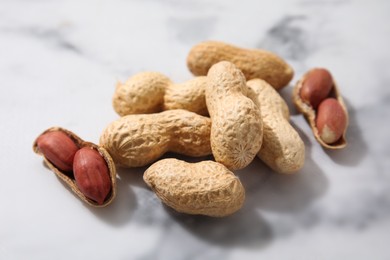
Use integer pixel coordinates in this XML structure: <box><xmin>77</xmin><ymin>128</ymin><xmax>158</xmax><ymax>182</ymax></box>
<box><xmin>1</xmin><ymin>0</ymin><xmax>390</xmax><ymax>259</ymax></box>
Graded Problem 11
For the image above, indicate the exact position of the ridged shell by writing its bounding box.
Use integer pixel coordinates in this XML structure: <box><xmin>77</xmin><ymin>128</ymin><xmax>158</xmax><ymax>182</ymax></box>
<box><xmin>187</xmin><ymin>41</ymin><xmax>294</xmax><ymax>90</ymax></box>
<box><xmin>247</xmin><ymin>79</ymin><xmax>305</xmax><ymax>173</ymax></box>
<box><xmin>100</xmin><ymin>109</ymin><xmax>212</xmax><ymax>167</ymax></box>
<box><xmin>206</xmin><ymin>61</ymin><xmax>263</xmax><ymax>170</ymax></box>
<box><xmin>144</xmin><ymin>158</ymin><xmax>245</xmax><ymax>217</ymax></box>
<box><xmin>164</xmin><ymin>76</ymin><xmax>209</xmax><ymax>116</ymax></box>
<box><xmin>113</xmin><ymin>72</ymin><xmax>171</xmax><ymax>116</ymax></box>
<box><xmin>113</xmin><ymin>72</ymin><xmax>210</xmax><ymax>117</ymax></box>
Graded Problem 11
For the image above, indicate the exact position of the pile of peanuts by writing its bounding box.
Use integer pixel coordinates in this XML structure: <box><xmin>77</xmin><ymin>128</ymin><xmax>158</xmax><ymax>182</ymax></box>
<box><xmin>33</xmin><ymin>41</ymin><xmax>348</xmax><ymax>216</ymax></box>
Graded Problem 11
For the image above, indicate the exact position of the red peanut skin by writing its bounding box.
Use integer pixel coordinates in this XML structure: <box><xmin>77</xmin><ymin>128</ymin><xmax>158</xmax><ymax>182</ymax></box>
<box><xmin>316</xmin><ymin>98</ymin><xmax>347</xmax><ymax>144</ymax></box>
<box><xmin>300</xmin><ymin>68</ymin><xmax>333</xmax><ymax>109</ymax></box>
<box><xmin>36</xmin><ymin>131</ymin><xmax>79</xmax><ymax>172</ymax></box>
<box><xmin>73</xmin><ymin>147</ymin><xmax>111</xmax><ymax>205</ymax></box>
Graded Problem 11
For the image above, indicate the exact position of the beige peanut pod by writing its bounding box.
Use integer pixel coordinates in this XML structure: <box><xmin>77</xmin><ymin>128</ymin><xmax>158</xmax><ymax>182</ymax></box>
<box><xmin>144</xmin><ymin>158</ymin><xmax>245</xmax><ymax>217</ymax></box>
<box><xmin>247</xmin><ymin>79</ymin><xmax>305</xmax><ymax>173</ymax></box>
<box><xmin>163</xmin><ymin>76</ymin><xmax>209</xmax><ymax>115</ymax></box>
<box><xmin>113</xmin><ymin>72</ymin><xmax>171</xmax><ymax>116</ymax></box>
<box><xmin>33</xmin><ymin>127</ymin><xmax>117</xmax><ymax>207</ymax></box>
<box><xmin>293</xmin><ymin>68</ymin><xmax>348</xmax><ymax>149</ymax></box>
<box><xmin>113</xmin><ymin>72</ymin><xmax>209</xmax><ymax>116</ymax></box>
<box><xmin>187</xmin><ymin>41</ymin><xmax>294</xmax><ymax>90</ymax></box>
<box><xmin>206</xmin><ymin>61</ymin><xmax>263</xmax><ymax>170</ymax></box>
<box><xmin>100</xmin><ymin>109</ymin><xmax>211</xmax><ymax>167</ymax></box>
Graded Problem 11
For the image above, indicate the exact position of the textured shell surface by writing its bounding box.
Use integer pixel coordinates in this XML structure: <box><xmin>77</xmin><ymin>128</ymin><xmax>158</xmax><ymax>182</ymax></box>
<box><xmin>164</xmin><ymin>76</ymin><xmax>209</xmax><ymax>116</ymax></box>
<box><xmin>144</xmin><ymin>158</ymin><xmax>245</xmax><ymax>217</ymax></box>
<box><xmin>206</xmin><ymin>61</ymin><xmax>263</xmax><ymax>170</ymax></box>
<box><xmin>187</xmin><ymin>41</ymin><xmax>294</xmax><ymax>90</ymax></box>
<box><xmin>113</xmin><ymin>72</ymin><xmax>172</xmax><ymax>116</ymax></box>
<box><xmin>100</xmin><ymin>110</ymin><xmax>211</xmax><ymax>167</ymax></box>
<box><xmin>247</xmin><ymin>79</ymin><xmax>305</xmax><ymax>173</ymax></box>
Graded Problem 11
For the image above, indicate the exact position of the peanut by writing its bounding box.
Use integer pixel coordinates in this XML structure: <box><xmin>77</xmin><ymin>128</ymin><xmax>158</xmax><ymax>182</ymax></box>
<box><xmin>316</xmin><ymin>98</ymin><xmax>347</xmax><ymax>144</ymax></box>
<box><xmin>73</xmin><ymin>147</ymin><xmax>112</xmax><ymax>205</ymax></box>
<box><xmin>99</xmin><ymin>109</ymin><xmax>212</xmax><ymax>167</ymax></box>
<box><xmin>113</xmin><ymin>72</ymin><xmax>209</xmax><ymax>116</ymax></box>
<box><xmin>187</xmin><ymin>41</ymin><xmax>294</xmax><ymax>90</ymax></box>
<box><xmin>164</xmin><ymin>76</ymin><xmax>209</xmax><ymax>115</ymax></box>
<box><xmin>33</xmin><ymin>127</ymin><xmax>117</xmax><ymax>207</ymax></box>
<box><xmin>300</xmin><ymin>68</ymin><xmax>333</xmax><ymax>108</ymax></box>
<box><xmin>293</xmin><ymin>68</ymin><xmax>349</xmax><ymax>149</ymax></box>
<box><xmin>247</xmin><ymin>79</ymin><xmax>305</xmax><ymax>173</ymax></box>
<box><xmin>143</xmin><ymin>158</ymin><xmax>245</xmax><ymax>217</ymax></box>
<box><xmin>206</xmin><ymin>61</ymin><xmax>263</xmax><ymax>170</ymax></box>
<box><xmin>35</xmin><ymin>130</ymin><xmax>79</xmax><ymax>172</ymax></box>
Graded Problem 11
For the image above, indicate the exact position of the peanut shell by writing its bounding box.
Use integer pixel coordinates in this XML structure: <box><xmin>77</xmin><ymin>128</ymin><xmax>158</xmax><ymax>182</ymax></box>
<box><xmin>187</xmin><ymin>41</ymin><xmax>294</xmax><ymax>90</ymax></box>
<box><xmin>100</xmin><ymin>109</ymin><xmax>212</xmax><ymax>167</ymax></box>
<box><xmin>206</xmin><ymin>61</ymin><xmax>263</xmax><ymax>170</ymax></box>
<box><xmin>293</xmin><ymin>69</ymin><xmax>349</xmax><ymax>149</ymax></box>
<box><xmin>33</xmin><ymin>127</ymin><xmax>117</xmax><ymax>207</ymax></box>
<box><xmin>247</xmin><ymin>79</ymin><xmax>305</xmax><ymax>173</ymax></box>
<box><xmin>144</xmin><ymin>158</ymin><xmax>245</xmax><ymax>217</ymax></box>
<box><xmin>113</xmin><ymin>72</ymin><xmax>209</xmax><ymax>116</ymax></box>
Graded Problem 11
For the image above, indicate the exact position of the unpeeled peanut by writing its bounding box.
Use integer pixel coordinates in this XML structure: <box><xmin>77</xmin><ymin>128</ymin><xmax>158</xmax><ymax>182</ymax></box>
<box><xmin>247</xmin><ymin>79</ymin><xmax>305</xmax><ymax>173</ymax></box>
<box><xmin>74</xmin><ymin>147</ymin><xmax>112</xmax><ymax>205</ymax></box>
<box><xmin>33</xmin><ymin>127</ymin><xmax>116</xmax><ymax>207</ymax></box>
<box><xmin>164</xmin><ymin>77</ymin><xmax>208</xmax><ymax>115</ymax></box>
<box><xmin>99</xmin><ymin>109</ymin><xmax>212</xmax><ymax>167</ymax></box>
<box><xmin>206</xmin><ymin>61</ymin><xmax>263</xmax><ymax>170</ymax></box>
<box><xmin>187</xmin><ymin>41</ymin><xmax>294</xmax><ymax>90</ymax></box>
<box><xmin>35</xmin><ymin>130</ymin><xmax>79</xmax><ymax>173</ymax></box>
<box><xmin>113</xmin><ymin>72</ymin><xmax>209</xmax><ymax>116</ymax></box>
<box><xmin>316</xmin><ymin>98</ymin><xmax>347</xmax><ymax>144</ymax></box>
<box><xmin>144</xmin><ymin>158</ymin><xmax>245</xmax><ymax>217</ymax></box>
<box><xmin>300</xmin><ymin>68</ymin><xmax>333</xmax><ymax>108</ymax></box>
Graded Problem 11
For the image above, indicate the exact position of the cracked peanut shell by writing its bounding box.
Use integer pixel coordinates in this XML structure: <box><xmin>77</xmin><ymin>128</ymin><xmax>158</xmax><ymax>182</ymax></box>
<box><xmin>293</xmin><ymin>69</ymin><xmax>349</xmax><ymax>149</ymax></box>
<box><xmin>33</xmin><ymin>127</ymin><xmax>117</xmax><ymax>207</ymax></box>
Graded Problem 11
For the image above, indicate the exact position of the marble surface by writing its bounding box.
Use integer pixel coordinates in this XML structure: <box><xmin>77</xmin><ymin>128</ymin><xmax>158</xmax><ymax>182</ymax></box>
<box><xmin>1</xmin><ymin>0</ymin><xmax>390</xmax><ymax>259</ymax></box>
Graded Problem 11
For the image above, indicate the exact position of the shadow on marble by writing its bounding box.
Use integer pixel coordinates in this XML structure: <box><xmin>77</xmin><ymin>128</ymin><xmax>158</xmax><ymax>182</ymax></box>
<box><xmin>117</xmin><ymin>165</ymin><xmax>150</xmax><ymax>189</ymax></box>
<box><xmin>117</xmin><ymin>154</ymin><xmax>273</xmax><ymax>248</ymax></box>
<box><xmin>85</xmin><ymin>175</ymin><xmax>137</xmax><ymax>226</ymax></box>
<box><xmin>259</xmin><ymin>15</ymin><xmax>309</xmax><ymax>62</ymax></box>
<box><xmin>239</xmin><ymin>124</ymin><xmax>329</xmax><ymax>214</ymax></box>
<box><xmin>166</xmin><ymin>205</ymin><xmax>273</xmax><ymax>249</ymax></box>
<box><xmin>324</xmin><ymin>97</ymin><xmax>368</xmax><ymax>166</ymax></box>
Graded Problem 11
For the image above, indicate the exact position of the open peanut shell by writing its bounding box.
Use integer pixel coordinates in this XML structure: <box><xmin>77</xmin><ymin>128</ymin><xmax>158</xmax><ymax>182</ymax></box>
<box><xmin>33</xmin><ymin>126</ymin><xmax>117</xmax><ymax>207</ymax></box>
<box><xmin>293</xmin><ymin>70</ymin><xmax>349</xmax><ymax>149</ymax></box>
